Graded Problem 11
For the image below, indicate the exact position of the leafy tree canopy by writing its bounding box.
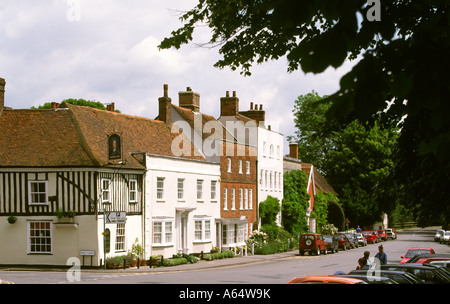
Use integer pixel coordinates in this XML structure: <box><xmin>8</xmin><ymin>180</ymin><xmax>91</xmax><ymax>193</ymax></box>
<box><xmin>161</xmin><ymin>0</ymin><xmax>450</xmax><ymax>226</ymax></box>
<box><xmin>32</xmin><ymin>98</ymin><xmax>120</xmax><ymax>112</ymax></box>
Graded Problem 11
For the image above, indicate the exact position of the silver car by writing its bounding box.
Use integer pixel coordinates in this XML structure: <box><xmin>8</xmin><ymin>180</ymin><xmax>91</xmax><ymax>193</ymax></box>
<box><xmin>356</xmin><ymin>233</ymin><xmax>367</xmax><ymax>246</ymax></box>
<box><xmin>435</xmin><ymin>229</ymin><xmax>445</xmax><ymax>242</ymax></box>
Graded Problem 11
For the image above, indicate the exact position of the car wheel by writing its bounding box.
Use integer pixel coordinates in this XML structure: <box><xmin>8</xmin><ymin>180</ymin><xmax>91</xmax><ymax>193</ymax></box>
<box><xmin>300</xmin><ymin>250</ymin><xmax>304</xmax><ymax>256</ymax></box>
<box><xmin>323</xmin><ymin>247</ymin><xmax>327</xmax><ymax>255</ymax></box>
<box><xmin>315</xmin><ymin>247</ymin><xmax>320</xmax><ymax>256</ymax></box>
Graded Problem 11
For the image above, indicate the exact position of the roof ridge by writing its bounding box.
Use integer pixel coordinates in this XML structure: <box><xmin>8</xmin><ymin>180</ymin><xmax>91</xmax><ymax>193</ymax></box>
<box><xmin>64</xmin><ymin>104</ymin><xmax>102</xmax><ymax>167</ymax></box>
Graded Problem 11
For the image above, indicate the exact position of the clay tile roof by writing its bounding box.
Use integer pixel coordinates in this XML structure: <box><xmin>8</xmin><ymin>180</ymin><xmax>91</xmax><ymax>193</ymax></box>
<box><xmin>0</xmin><ymin>104</ymin><xmax>204</xmax><ymax>169</ymax></box>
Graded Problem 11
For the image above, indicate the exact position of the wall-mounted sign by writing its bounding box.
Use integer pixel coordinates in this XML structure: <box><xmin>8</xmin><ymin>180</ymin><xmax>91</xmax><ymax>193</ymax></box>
<box><xmin>105</xmin><ymin>212</ymin><xmax>127</xmax><ymax>224</ymax></box>
<box><xmin>80</xmin><ymin>250</ymin><xmax>95</xmax><ymax>256</ymax></box>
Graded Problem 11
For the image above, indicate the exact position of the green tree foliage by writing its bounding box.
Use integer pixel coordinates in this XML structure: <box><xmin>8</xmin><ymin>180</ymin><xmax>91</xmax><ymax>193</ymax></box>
<box><xmin>327</xmin><ymin>199</ymin><xmax>345</xmax><ymax>231</ymax></box>
<box><xmin>282</xmin><ymin>170</ymin><xmax>309</xmax><ymax>235</ymax></box>
<box><xmin>259</xmin><ymin>195</ymin><xmax>280</xmax><ymax>239</ymax></box>
<box><xmin>291</xmin><ymin>91</ymin><xmax>399</xmax><ymax>227</ymax></box>
<box><xmin>287</xmin><ymin>91</ymin><xmax>333</xmax><ymax>170</ymax></box>
<box><xmin>160</xmin><ymin>0</ymin><xmax>450</xmax><ymax>227</ymax></box>
<box><xmin>313</xmin><ymin>191</ymin><xmax>331</xmax><ymax>233</ymax></box>
<box><xmin>324</xmin><ymin>119</ymin><xmax>399</xmax><ymax>227</ymax></box>
<box><xmin>33</xmin><ymin>98</ymin><xmax>120</xmax><ymax>112</ymax></box>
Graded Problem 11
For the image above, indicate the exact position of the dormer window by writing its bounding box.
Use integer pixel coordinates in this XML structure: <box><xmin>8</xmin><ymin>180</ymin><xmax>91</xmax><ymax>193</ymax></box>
<box><xmin>108</xmin><ymin>134</ymin><xmax>121</xmax><ymax>159</ymax></box>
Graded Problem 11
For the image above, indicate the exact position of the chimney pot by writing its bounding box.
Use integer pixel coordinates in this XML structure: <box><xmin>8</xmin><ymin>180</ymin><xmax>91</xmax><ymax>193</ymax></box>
<box><xmin>51</xmin><ymin>102</ymin><xmax>59</xmax><ymax>109</ymax></box>
<box><xmin>158</xmin><ymin>84</ymin><xmax>172</xmax><ymax>124</ymax></box>
<box><xmin>233</xmin><ymin>91</ymin><xmax>236</xmax><ymax>97</ymax></box>
<box><xmin>250</xmin><ymin>102</ymin><xmax>253</xmax><ymax>110</ymax></box>
<box><xmin>289</xmin><ymin>142</ymin><xmax>299</xmax><ymax>159</ymax></box>
<box><xmin>0</xmin><ymin>77</ymin><xmax>5</xmax><ymax>113</ymax></box>
<box><xmin>179</xmin><ymin>87</ymin><xmax>200</xmax><ymax>112</ymax></box>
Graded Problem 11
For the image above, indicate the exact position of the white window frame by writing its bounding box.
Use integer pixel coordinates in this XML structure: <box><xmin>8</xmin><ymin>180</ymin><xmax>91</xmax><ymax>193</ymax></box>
<box><xmin>249</xmin><ymin>189</ymin><xmax>253</xmax><ymax>210</ymax></box>
<box><xmin>156</xmin><ymin>177</ymin><xmax>165</xmax><ymax>201</ymax></box>
<box><xmin>129</xmin><ymin>179</ymin><xmax>138</xmax><ymax>203</ymax></box>
<box><xmin>239</xmin><ymin>188</ymin><xmax>243</xmax><ymax>210</ymax></box>
<box><xmin>238</xmin><ymin>160</ymin><xmax>243</xmax><ymax>174</ymax></box>
<box><xmin>115</xmin><ymin>223</ymin><xmax>126</xmax><ymax>252</ymax></box>
<box><xmin>227</xmin><ymin>158</ymin><xmax>232</xmax><ymax>173</ymax></box>
<box><xmin>152</xmin><ymin>219</ymin><xmax>174</xmax><ymax>246</ymax></box>
<box><xmin>223</xmin><ymin>187</ymin><xmax>228</xmax><ymax>210</ymax></box>
<box><xmin>177</xmin><ymin>178</ymin><xmax>184</xmax><ymax>200</ymax></box>
<box><xmin>231</xmin><ymin>188</ymin><xmax>236</xmax><ymax>210</ymax></box>
<box><xmin>28</xmin><ymin>221</ymin><xmax>52</xmax><ymax>254</ymax></box>
<box><xmin>197</xmin><ymin>179</ymin><xmax>204</xmax><ymax>201</ymax></box>
<box><xmin>28</xmin><ymin>180</ymin><xmax>49</xmax><ymax>205</ymax></box>
<box><xmin>244</xmin><ymin>188</ymin><xmax>248</xmax><ymax>210</ymax></box>
<box><xmin>246</xmin><ymin>161</ymin><xmax>250</xmax><ymax>174</ymax></box>
<box><xmin>194</xmin><ymin>217</ymin><xmax>211</xmax><ymax>242</ymax></box>
<box><xmin>211</xmin><ymin>180</ymin><xmax>217</xmax><ymax>202</ymax></box>
<box><xmin>101</xmin><ymin>178</ymin><xmax>111</xmax><ymax>203</ymax></box>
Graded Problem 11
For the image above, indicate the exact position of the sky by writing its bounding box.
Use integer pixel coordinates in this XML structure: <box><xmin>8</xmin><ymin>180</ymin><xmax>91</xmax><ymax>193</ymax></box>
<box><xmin>0</xmin><ymin>0</ymin><xmax>356</xmax><ymax>153</ymax></box>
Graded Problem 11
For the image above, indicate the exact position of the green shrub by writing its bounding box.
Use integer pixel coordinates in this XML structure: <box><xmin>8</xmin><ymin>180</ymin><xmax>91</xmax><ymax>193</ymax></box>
<box><xmin>162</xmin><ymin>257</ymin><xmax>188</xmax><ymax>267</ymax></box>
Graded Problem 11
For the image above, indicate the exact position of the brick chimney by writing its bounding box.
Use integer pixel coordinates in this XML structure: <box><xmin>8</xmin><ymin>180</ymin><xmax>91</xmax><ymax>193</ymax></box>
<box><xmin>179</xmin><ymin>87</ymin><xmax>200</xmax><ymax>112</ymax></box>
<box><xmin>51</xmin><ymin>102</ymin><xmax>60</xmax><ymax>109</ymax></box>
<box><xmin>289</xmin><ymin>142</ymin><xmax>299</xmax><ymax>159</ymax></box>
<box><xmin>0</xmin><ymin>77</ymin><xmax>5</xmax><ymax>113</ymax></box>
<box><xmin>220</xmin><ymin>91</ymin><xmax>239</xmax><ymax>116</ymax></box>
<box><xmin>157</xmin><ymin>84</ymin><xmax>172</xmax><ymax>124</ymax></box>
<box><xmin>238</xmin><ymin>102</ymin><xmax>265</xmax><ymax>124</ymax></box>
<box><xmin>106</xmin><ymin>103</ymin><xmax>115</xmax><ymax>112</ymax></box>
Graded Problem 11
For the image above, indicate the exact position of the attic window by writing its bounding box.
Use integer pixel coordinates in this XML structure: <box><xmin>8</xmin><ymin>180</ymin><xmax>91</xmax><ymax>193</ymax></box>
<box><xmin>108</xmin><ymin>134</ymin><xmax>121</xmax><ymax>159</ymax></box>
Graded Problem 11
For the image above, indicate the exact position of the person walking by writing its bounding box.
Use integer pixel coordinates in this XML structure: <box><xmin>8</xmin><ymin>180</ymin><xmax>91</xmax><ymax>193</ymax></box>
<box><xmin>375</xmin><ymin>245</ymin><xmax>387</xmax><ymax>265</ymax></box>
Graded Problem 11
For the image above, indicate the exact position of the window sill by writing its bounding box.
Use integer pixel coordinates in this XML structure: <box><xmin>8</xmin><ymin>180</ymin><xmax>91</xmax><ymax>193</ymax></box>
<box><xmin>152</xmin><ymin>244</ymin><xmax>174</xmax><ymax>248</ymax></box>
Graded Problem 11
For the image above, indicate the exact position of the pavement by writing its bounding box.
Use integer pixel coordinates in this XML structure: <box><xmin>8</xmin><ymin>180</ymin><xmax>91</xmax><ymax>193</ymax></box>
<box><xmin>0</xmin><ymin>250</ymin><xmax>298</xmax><ymax>275</ymax></box>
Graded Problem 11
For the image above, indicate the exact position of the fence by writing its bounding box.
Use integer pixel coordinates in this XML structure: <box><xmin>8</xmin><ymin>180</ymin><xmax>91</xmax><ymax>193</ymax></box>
<box><xmin>392</xmin><ymin>221</ymin><xmax>417</xmax><ymax>229</ymax></box>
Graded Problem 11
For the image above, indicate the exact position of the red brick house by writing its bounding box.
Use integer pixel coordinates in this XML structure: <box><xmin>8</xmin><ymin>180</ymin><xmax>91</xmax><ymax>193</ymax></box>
<box><xmin>155</xmin><ymin>85</ymin><xmax>257</xmax><ymax>250</ymax></box>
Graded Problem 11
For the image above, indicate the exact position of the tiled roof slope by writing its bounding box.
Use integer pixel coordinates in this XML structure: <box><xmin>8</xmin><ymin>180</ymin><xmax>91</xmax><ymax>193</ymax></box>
<box><xmin>302</xmin><ymin>163</ymin><xmax>338</xmax><ymax>196</ymax></box>
<box><xmin>0</xmin><ymin>103</ymin><xmax>204</xmax><ymax>169</ymax></box>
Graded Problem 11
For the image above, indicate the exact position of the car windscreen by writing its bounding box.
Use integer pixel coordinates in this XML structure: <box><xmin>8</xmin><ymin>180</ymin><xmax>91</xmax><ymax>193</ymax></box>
<box><xmin>406</xmin><ymin>250</ymin><xmax>431</xmax><ymax>258</ymax></box>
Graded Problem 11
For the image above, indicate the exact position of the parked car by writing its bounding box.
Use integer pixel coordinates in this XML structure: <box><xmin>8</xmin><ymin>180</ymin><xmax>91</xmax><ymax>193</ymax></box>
<box><xmin>362</xmin><ymin>230</ymin><xmax>378</xmax><ymax>244</ymax></box>
<box><xmin>407</xmin><ymin>253</ymin><xmax>450</xmax><ymax>263</ymax></box>
<box><xmin>299</xmin><ymin>233</ymin><xmax>328</xmax><ymax>256</ymax></box>
<box><xmin>356</xmin><ymin>233</ymin><xmax>367</xmax><ymax>246</ymax></box>
<box><xmin>349</xmin><ymin>269</ymin><xmax>424</xmax><ymax>284</ymax></box>
<box><xmin>345</xmin><ymin>233</ymin><xmax>359</xmax><ymax>248</ymax></box>
<box><xmin>439</xmin><ymin>231</ymin><xmax>450</xmax><ymax>244</ymax></box>
<box><xmin>434</xmin><ymin>229</ymin><xmax>445</xmax><ymax>242</ymax></box>
<box><xmin>401</xmin><ymin>248</ymin><xmax>435</xmax><ymax>263</ymax></box>
<box><xmin>323</xmin><ymin>235</ymin><xmax>339</xmax><ymax>253</ymax></box>
<box><xmin>332</xmin><ymin>234</ymin><xmax>351</xmax><ymax>250</ymax></box>
<box><xmin>385</xmin><ymin>228</ymin><xmax>397</xmax><ymax>240</ymax></box>
<box><xmin>288</xmin><ymin>276</ymin><xmax>366</xmax><ymax>284</ymax></box>
<box><xmin>381</xmin><ymin>263</ymin><xmax>450</xmax><ymax>284</ymax></box>
<box><xmin>333</xmin><ymin>274</ymin><xmax>398</xmax><ymax>284</ymax></box>
<box><xmin>377</xmin><ymin>229</ymin><xmax>388</xmax><ymax>241</ymax></box>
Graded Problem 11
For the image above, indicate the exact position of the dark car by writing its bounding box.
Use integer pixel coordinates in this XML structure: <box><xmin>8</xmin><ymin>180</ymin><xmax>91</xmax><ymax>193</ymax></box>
<box><xmin>349</xmin><ymin>269</ymin><xmax>424</xmax><ymax>284</ymax></box>
<box><xmin>332</xmin><ymin>234</ymin><xmax>351</xmax><ymax>250</ymax></box>
<box><xmin>407</xmin><ymin>253</ymin><xmax>450</xmax><ymax>264</ymax></box>
<box><xmin>333</xmin><ymin>274</ymin><xmax>398</xmax><ymax>284</ymax></box>
<box><xmin>344</xmin><ymin>233</ymin><xmax>359</xmax><ymax>248</ymax></box>
<box><xmin>323</xmin><ymin>235</ymin><xmax>339</xmax><ymax>253</ymax></box>
<box><xmin>381</xmin><ymin>264</ymin><xmax>450</xmax><ymax>284</ymax></box>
